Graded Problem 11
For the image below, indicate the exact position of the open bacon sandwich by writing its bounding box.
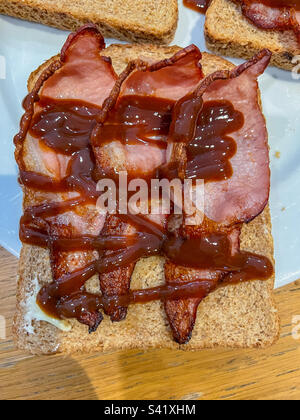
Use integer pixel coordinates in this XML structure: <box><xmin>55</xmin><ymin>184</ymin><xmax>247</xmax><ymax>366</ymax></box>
<box><xmin>13</xmin><ymin>25</ymin><xmax>279</xmax><ymax>354</ymax></box>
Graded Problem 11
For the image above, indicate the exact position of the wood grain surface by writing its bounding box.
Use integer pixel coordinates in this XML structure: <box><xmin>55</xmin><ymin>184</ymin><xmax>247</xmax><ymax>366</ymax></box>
<box><xmin>0</xmin><ymin>246</ymin><xmax>299</xmax><ymax>400</ymax></box>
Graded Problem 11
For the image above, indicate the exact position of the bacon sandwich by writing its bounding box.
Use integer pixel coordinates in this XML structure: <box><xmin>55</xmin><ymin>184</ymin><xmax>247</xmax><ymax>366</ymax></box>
<box><xmin>13</xmin><ymin>25</ymin><xmax>279</xmax><ymax>354</ymax></box>
<box><xmin>205</xmin><ymin>0</ymin><xmax>300</xmax><ymax>71</ymax></box>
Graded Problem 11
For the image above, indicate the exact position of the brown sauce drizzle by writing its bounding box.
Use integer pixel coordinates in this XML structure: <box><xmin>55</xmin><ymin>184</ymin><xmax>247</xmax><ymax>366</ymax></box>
<box><xmin>31</xmin><ymin>99</ymin><xmax>100</xmax><ymax>154</ymax></box>
<box><xmin>168</xmin><ymin>96</ymin><xmax>243</xmax><ymax>181</ymax></box>
<box><xmin>16</xmin><ymin>79</ymin><xmax>274</xmax><ymax>325</ymax></box>
<box><xmin>163</xmin><ymin>233</ymin><xmax>273</xmax><ymax>281</ymax></box>
<box><xmin>97</xmin><ymin>96</ymin><xmax>173</xmax><ymax>149</ymax></box>
<box><xmin>183</xmin><ymin>0</ymin><xmax>211</xmax><ymax>14</ymax></box>
<box><xmin>38</xmin><ymin>230</ymin><xmax>273</xmax><ymax>320</ymax></box>
<box><xmin>186</xmin><ymin>101</ymin><xmax>242</xmax><ymax>180</ymax></box>
<box><xmin>47</xmin><ymin>280</ymin><xmax>215</xmax><ymax>321</ymax></box>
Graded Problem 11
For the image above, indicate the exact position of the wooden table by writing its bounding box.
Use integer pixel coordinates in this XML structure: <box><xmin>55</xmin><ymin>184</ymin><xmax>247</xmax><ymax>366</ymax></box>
<box><xmin>0</xmin><ymin>246</ymin><xmax>299</xmax><ymax>400</ymax></box>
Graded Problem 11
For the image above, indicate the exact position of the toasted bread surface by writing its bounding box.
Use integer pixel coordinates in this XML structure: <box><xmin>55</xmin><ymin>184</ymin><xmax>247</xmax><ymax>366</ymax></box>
<box><xmin>0</xmin><ymin>0</ymin><xmax>178</xmax><ymax>44</ymax></box>
<box><xmin>205</xmin><ymin>0</ymin><xmax>300</xmax><ymax>70</ymax></box>
<box><xmin>13</xmin><ymin>44</ymin><xmax>280</xmax><ymax>354</ymax></box>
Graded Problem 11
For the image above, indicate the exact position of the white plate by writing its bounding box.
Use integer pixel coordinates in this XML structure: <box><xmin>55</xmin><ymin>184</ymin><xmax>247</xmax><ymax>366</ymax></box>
<box><xmin>0</xmin><ymin>2</ymin><xmax>299</xmax><ymax>288</ymax></box>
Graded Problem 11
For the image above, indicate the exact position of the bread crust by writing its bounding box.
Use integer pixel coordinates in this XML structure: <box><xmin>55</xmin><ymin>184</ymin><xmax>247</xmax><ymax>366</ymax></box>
<box><xmin>13</xmin><ymin>45</ymin><xmax>280</xmax><ymax>354</ymax></box>
<box><xmin>0</xmin><ymin>0</ymin><xmax>178</xmax><ymax>44</ymax></box>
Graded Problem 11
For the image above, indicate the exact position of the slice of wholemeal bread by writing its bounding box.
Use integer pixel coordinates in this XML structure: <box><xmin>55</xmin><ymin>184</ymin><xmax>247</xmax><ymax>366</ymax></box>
<box><xmin>0</xmin><ymin>0</ymin><xmax>178</xmax><ymax>44</ymax></box>
<box><xmin>205</xmin><ymin>0</ymin><xmax>300</xmax><ymax>70</ymax></box>
<box><xmin>13</xmin><ymin>44</ymin><xmax>280</xmax><ymax>355</ymax></box>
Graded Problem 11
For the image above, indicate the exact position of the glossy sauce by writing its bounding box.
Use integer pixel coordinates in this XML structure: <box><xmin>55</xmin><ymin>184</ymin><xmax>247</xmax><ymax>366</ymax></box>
<box><xmin>16</xmin><ymin>88</ymin><xmax>274</xmax><ymax>324</ymax></box>
<box><xmin>186</xmin><ymin>100</ymin><xmax>243</xmax><ymax>181</ymax></box>
<box><xmin>31</xmin><ymin>100</ymin><xmax>100</xmax><ymax>154</ymax></box>
<box><xmin>183</xmin><ymin>0</ymin><xmax>211</xmax><ymax>14</ymax></box>
<box><xmin>95</xmin><ymin>96</ymin><xmax>173</xmax><ymax>149</ymax></box>
<box><xmin>163</xmin><ymin>233</ymin><xmax>273</xmax><ymax>281</ymax></box>
<box><xmin>164</xmin><ymin>95</ymin><xmax>243</xmax><ymax>182</ymax></box>
<box><xmin>38</xmin><ymin>229</ymin><xmax>273</xmax><ymax>320</ymax></box>
<box><xmin>53</xmin><ymin>281</ymin><xmax>218</xmax><ymax>320</ymax></box>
